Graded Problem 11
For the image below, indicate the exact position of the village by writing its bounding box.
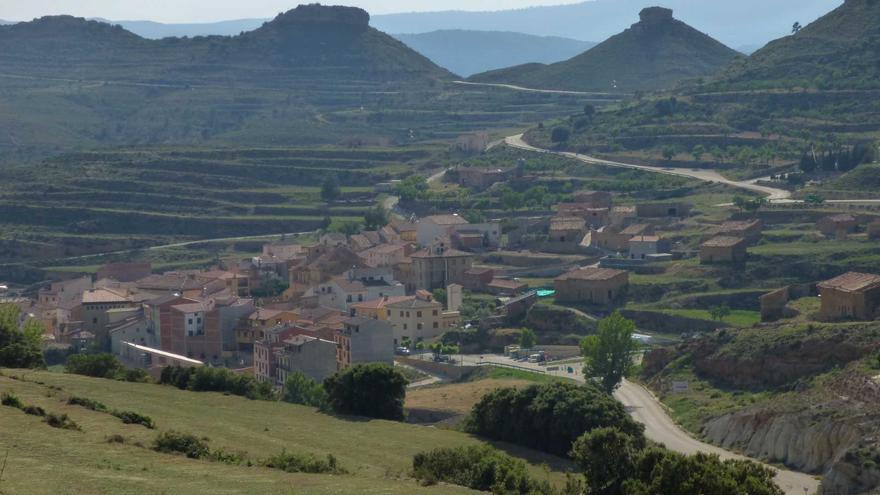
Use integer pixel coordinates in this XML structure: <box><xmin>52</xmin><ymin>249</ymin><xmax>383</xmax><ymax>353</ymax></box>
<box><xmin>3</xmin><ymin>157</ymin><xmax>879</xmax><ymax>390</ymax></box>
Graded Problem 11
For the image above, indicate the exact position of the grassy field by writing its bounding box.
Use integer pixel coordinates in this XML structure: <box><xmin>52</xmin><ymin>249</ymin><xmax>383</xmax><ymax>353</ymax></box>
<box><xmin>0</xmin><ymin>369</ymin><xmax>576</xmax><ymax>495</ymax></box>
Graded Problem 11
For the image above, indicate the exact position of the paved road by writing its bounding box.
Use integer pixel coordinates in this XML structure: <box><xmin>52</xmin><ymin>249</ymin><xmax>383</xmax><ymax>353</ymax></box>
<box><xmin>452</xmin><ymin>80</ymin><xmax>622</xmax><ymax>98</ymax></box>
<box><xmin>505</xmin><ymin>134</ymin><xmax>793</xmax><ymax>202</ymax></box>
<box><xmin>457</xmin><ymin>354</ymin><xmax>819</xmax><ymax>495</ymax></box>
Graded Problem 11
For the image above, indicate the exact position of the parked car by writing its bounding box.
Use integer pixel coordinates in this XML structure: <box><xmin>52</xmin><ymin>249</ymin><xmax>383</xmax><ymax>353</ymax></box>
<box><xmin>395</xmin><ymin>347</ymin><xmax>411</xmax><ymax>356</ymax></box>
<box><xmin>433</xmin><ymin>354</ymin><xmax>450</xmax><ymax>363</ymax></box>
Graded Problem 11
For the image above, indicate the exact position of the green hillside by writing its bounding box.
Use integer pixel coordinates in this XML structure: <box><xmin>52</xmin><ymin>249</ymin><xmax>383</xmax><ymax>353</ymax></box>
<box><xmin>469</xmin><ymin>7</ymin><xmax>740</xmax><ymax>92</ymax></box>
<box><xmin>717</xmin><ymin>0</ymin><xmax>880</xmax><ymax>89</ymax></box>
<box><xmin>0</xmin><ymin>369</ymin><xmax>569</xmax><ymax>494</ymax></box>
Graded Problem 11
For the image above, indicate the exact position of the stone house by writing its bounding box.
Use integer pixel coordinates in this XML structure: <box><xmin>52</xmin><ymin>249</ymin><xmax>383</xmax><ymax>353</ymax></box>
<box><xmin>411</xmin><ymin>246</ymin><xmax>474</xmax><ymax>291</ymax></box>
<box><xmin>416</xmin><ymin>214</ymin><xmax>470</xmax><ymax>246</ymax></box>
<box><xmin>549</xmin><ymin>216</ymin><xmax>587</xmax><ymax>243</ymax></box>
<box><xmin>628</xmin><ymin>235</ymin><xmax>665</xmax><ymax>260</ymax></box>
<box><xmin>457</xmin><ymin>166</ymin><xmax>515</xmax><ymax>190</ymax></box>
<box><xmin>358</xmin><ymin>243</ymin><xmax>408</xmax><ymax>268</ymax></box>
<box><xmin>591</xmin><ymin>223</ymin><xmax>655</xmax><ymax>252</ymax></box>
<box><xmin>336</xmin><ymin>317</ymin><xmax>394</xmax><ymax>369</ymax></box>
<box><xmin>818</xmin><ymin>272</ymin><xmax>880</xmax><ymax>321</ymax></box>
<box><xmin>557</xmin><ymin>203</ymin><xmax>610</xmax><ymax>228</ymax></box>
<box><xmin>818</xmin><ymin>214</ymin><xmax>858</xmax><ymax>238</ymax></box>
<box><xmin>462</xmin><ymin>268</ymin><xmax>495</xmax><ymax>291</ymax></box>
<box><xmin>700</xmin><ymin>236</ymin><xmax>748</xmax><ymax>263</ymax></box>
<box><xmin>715</xmin><ymin>219</ymin><xmax>763</xmax><ymax>243</ymax></box>
<box><xmin>572</xmin><ymin>190</ymin><xmax>613</xmax><ymax>209</ymax></box>
<box><xmin>555</xmin><ymin>267</ymin><xmax>629</xmax><ymax>305</ymax></box>
<box><xmin>487</xmin><ymin>278</ymin><xmax>529</xmax><ymax>297</ymax></box>
<box><xmin>389</xmin><ymin>219</ymin><xmax>417</xmax><ymax>243</ymax></box>
<box><xmin>78</xmin><ymin>287</ymin><xmax>138</xmax><ymax>350</ymax></box>
<box><xmin>274</xmin><ymin>335</ymin><xmax>338</xmax><ymax>385</ymax></box>
<box><xmin>309</xmin><ymin>268</ymin><xmax>405</xmax><ymax>311</ymax></box>
<box><xmin>384</xmin><ymin>292</ymin><xmax>460</xmax><ymax>346</ymax></box>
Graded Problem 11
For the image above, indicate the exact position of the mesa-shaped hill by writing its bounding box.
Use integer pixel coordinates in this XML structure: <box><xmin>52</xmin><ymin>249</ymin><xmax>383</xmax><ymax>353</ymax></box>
<box><xmin>717</xmin><ymin>0</ymin><xmax>880</xmax><ymax>89</ymax></box>
<box><xmin>469</xmin><ymin>7</ymin><xmax>741</xmax><ymax>92</ymax></box>
<box><xmin>0</xmin><ymin>4</ymin><xmax>452</xmax><ymax>86</ymax></box>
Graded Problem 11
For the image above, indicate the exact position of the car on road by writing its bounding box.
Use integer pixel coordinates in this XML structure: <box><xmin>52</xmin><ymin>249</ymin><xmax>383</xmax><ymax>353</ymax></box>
<box><xmin>395</xmin><ymin>347</ymin><xmax>411</xmax><ymax>356</ymax></box>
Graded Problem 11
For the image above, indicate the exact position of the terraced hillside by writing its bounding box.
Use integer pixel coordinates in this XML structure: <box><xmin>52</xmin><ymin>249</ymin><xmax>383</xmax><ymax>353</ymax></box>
<box><xmin>0</xmin><ymin>369</ymin><xmax>569</xmax><ymax>494</ymax></box>
<box><xmin>0</xmin><ymin>146</ymin><xmax>427</xmax><ymax>272</ymax></box>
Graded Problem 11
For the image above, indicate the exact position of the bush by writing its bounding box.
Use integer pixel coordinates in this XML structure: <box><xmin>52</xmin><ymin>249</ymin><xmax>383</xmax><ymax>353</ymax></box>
<box><xmin>323</xmin><ymin>363</ymin><xmax>407</xmax><ymax>420</ymax></box>
<box><xmin>464</xmin><ymin>381</ymin><xmax>644</xmax><ymax>458</ymax></box>
<box><xmin>117</xmin><ymin>367</ymin><xmax>150</xmax><ymax>383</ymax></box>
<box><xmin>22</xmin><ymin>405</ymin><xmax>46</xmax><ymax>417</ymax></box>
<box><xmin>152</xmin><ymin>431</ymin><xmax>211</xmax><ymax>459</ymax></box>
<box><xmin>68</xmin><ymin>396</ymin><xmax>108</xmax><ymax>412</ymax></box>
<box><xmin>282</xmin><ymin>372</ymin><xmax>327</xmax><ymax>409</ymax></box>
<box><xmin>65</xmin><ymin>354</ymin><xmax>122</xmax><ymax>378</ymax></box>
<box><xmin>551</xmin><ymin>126</ymin><xmax>571</xmax><ymax>143</ymax></box>
<box><xmin>1</xmin><ymin>392</ymin><xmax>23</xmax><ymax>409</ymax></box>
<box><xmin>112</xmin><ymin>410</ymin><xmax>155</xmax><ymax>429</ymax></box>
<box><xmin>106</xmin><ymin>434</ymin><xmax>126</xmax><ymax>444</ymax></box>
<box><xmin>412</xmin><ymin>445</ymin><xmax>555</xmax><ymax>495</ymax></box>
<box><xmin>161</xmin><ymin>366</ymin><xmax>275</xmax><ymax>401</ymax></box>
<box><xmin>44</xmin><ymin>413</ymin><xmax>81</xmax><ymax>431</ymax></box>
<box><xmin>260</xmin><ymin>450</ymin><xmax>344</xmax><ymax>474</ymax></box>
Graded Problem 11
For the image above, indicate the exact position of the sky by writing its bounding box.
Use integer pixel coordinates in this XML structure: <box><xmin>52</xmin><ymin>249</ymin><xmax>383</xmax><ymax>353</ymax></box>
<box><xmin>0</xmin><ymin>0</ymin><xmax>584</xmax><ymax>22</ymax></box>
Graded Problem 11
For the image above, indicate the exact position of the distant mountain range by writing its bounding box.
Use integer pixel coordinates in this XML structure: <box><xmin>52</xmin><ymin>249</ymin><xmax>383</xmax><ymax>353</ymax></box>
<box><xmin>393</xmin><ymin>30</ymin><xmax>595</xmax><ymax>77</ymax></box>
<box><xmin>372</xmin><ymin>0</ymin><xmax>841</xmax><ymax>53</ymax></box>
<box><xmin>470</xmin><ymin>7</ymin><xmax>739</xmax><ymax>93</ymax></box>
<box><xmin>2</xmin><ymin>0</ymin><xmax>839</xmax><ymax>52</ymax></box>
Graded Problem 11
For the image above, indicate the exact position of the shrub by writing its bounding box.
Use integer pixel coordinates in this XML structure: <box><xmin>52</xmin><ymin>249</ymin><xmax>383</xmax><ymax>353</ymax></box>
<box><xmin>152</xmin><ymin>431</ymin><xmax>210</xmax><ymax>459</ymax></box>
<box><xmin>551</xmin><ymin>126</ymin><xmax>571</xmax><ymax>143</ymax></box>
<box><xmin>282</xmin><ymin>372</ymin><xmax>327</xmax><ymax>409</ymax></box>
<box><xmin>412</xmin><ymin>445</ymin><xmax>555</xmax><ymax>495</ymax></box>
<box><xmin>44</xmin><ymin>413</ymin><xmax>81</xmax><ymax>431</ymax></box>
<box><xmin>261</xmin><ymin>450</ymin><xmax>345</xmax><ymax>474</ymax></box>
<box><xmin>117</xmin><ymin>367</ymin><xmax>150</xmax><ymax>383</ymax></box>
<box><xmin>112</xmin><ymin>410</ymin><xmax>155</xmax><ymax>429</ymax></box>
<box><xmin>323</xmin><ymin>363</ymin><xmax>407</xmax><ymax>420</ymax></box>
<box><xmin>22</xmin><ymin>405</ymin><xmax>46</xmax><ymax>417</ymax></box>
<box><xmin>161</xmin><ymin>366</ymin><xmax>275</xmax><ymax>401</ymax></box>
<box><xmin>68</xmin><ymin>396</ymin><xmax>108</xmax><ymax>412</ymax></box>
<box><xmin>464</xmin><ymin>381</ymin><xmax>644</xmax><ymax>458</ymax></box>
<box><xmin>65</xmin><ymin>353</ymin><xmax>122</xmax><ymax>379</ymax></box>
<box><xmin>106</xmin><ymin>434</ymin><xmax>126</xmax><ymax>444</ymax></box>
<box><xmin>1</xmin><ymin>392</ymin><xmax>23</xmax><ymax>409</ymax></box>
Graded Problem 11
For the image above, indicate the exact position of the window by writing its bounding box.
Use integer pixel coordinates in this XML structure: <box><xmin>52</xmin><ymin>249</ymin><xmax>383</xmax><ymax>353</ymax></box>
<box><xmin>417</xmin><ymin>323</ymin><xmax>423</xmax><ymax>330</ymax></box>
<box><xmin>403</xmin><ymin>324</ymin><xmax>408</xmax><ymax>330</ymax></box>
<box><xmin>417</xmin><ymin>311</ymin><xmax>422</xmax><ymax>318</ymax></box>
<box><xmin>188</xmin><ymin>319</ymin><xmax>193</xmax><ymax>325</ymax></box>
<box><xmin>433</xmin><ymin>322</ymin><xmax>439</xmax><ymax>329</ymax></box>
<box><xmin>432</xmin><ymin>310</ymin><xmax>438</xmax><ymax>316</ymax></box>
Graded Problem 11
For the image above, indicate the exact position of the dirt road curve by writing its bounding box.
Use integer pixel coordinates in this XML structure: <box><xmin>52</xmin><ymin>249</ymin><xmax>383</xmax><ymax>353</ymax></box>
<box><xmin>615</xmin><ymin>380</ymin><xmax>819</xmax><ymax>495</ymax></box>
<box><xmin>457</xmin><ymin>354</ymin><xmax>818</xmax><ymax>495</ymax></box>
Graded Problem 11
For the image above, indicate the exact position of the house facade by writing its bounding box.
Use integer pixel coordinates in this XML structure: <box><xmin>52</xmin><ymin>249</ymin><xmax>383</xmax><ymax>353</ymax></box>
<box><xmin>818</xmin><ymin>272</ymin><xmax>880</xmax><ymax>321</ymax></box>
<box><xmin>555</xmin><ymin>267</ymin><xmax>629</xmax><ymax>305</ymax></box>
<box><xmin>700</xmin><ymin>236</ymin><xmax>748</xmax><ymax>263</ymax></box>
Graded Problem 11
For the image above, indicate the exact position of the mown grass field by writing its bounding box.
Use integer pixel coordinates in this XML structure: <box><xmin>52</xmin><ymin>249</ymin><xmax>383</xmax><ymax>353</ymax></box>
<box><xmin>0</xmin><ymin>369</ymin><xmax>572</xmax><ymax>495</ymax></box>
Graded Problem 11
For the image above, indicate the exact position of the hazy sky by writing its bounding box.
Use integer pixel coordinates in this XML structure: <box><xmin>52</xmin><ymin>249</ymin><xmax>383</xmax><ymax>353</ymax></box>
<box><xmin>0</xmin><ymin>1</ymin><xmax>584</xmax><ymax>22</ymax></box>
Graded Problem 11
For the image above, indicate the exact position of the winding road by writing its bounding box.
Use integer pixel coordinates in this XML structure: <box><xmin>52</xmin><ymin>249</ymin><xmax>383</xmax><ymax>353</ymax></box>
<box><xmin>455</xmin><ymin>354</ymin><xmax>819</xmax><ymax>495</ymax></box>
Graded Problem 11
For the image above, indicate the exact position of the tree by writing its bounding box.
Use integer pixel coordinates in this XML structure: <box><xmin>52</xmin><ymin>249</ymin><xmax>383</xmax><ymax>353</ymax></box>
<box><xmin>395</xmin><ymin>175</ymin><xmax>427</xmax><ymax>202</ymax></box>
<box><xmin>551</xmin><ymin>126</ymin><xmax>571</xmax><ymax>143</ymax></box>
<box><xmin>583</xmin><ymin>104</ymin><xmax>596</xmax><ymax>118</ymax></box>
<box><xmin>709</xmin><ymin>305</ymin><xmax>732</xmax><ymax>322</ymax></box>
<box><xmin>323</xmin><ymin>363</ymin><xmax>407</xmax><ymax>420</ymax></box>
<box><xmin>661</xmin><ymin>145</ymin><xmax>676</xmax><ymax>161</ymax></box>
<box><xmin>799</xmin><ymin>151</ymin><xmax>817</xmax><ymax>173</ymax></box>
<box><xmin>570</xmin><ymin>427</ymin><xmax>644</xmax><ymax>495</ymax></box>
<box><xmin>283</xmin><ymin>372</ymin><xmax>327</xmax><ymax>409</ymax></box>
<box><xmin>363</xmin><ymin>204</ymin><xmax>389</xmax><ymax>230</ymax></box>
<box><xmin>320</xmin><ymin>175</ymin><xmax>341</xmax><ymax>203</ymax></box>
<box><xmin>691</xmin><ymin>144</ymin><xmax>706</xmax><ymax>162</ymax></box>
<box><xmin>519</xmin><ymin>328</ymin><xmax>537</xmax><ymax>349</ymax></box>
<box><xmin>804</xmin><ymin>193</ymin><xmax>825</xmax><ymax>205</ymax></box>
<box><xmin>792</xmin><ymin>21</ymin><xmax>802</xmax><ymax>34</ymax></box>
<box><xmin>431</xmin><ymin>288</ymin><xmax>448</xmax><ymax>307</ymax></box>
<box><xmin>0</xmin><ymin>304</ymin><xmax>45</xmax><ymax>369</ymax></box>
<box><xmin>65</xmin><ymin>353</ymin><xmax>122</xmax><ymax>378</ymax></box>
<box><xmin>732</xmin><ymin>195</ymin><xmax>748</xmax><ymax>212</ymax></box>
<box><xmin>580</xmin><ymin>312</ymin><xmax>639</xmax><ymax>394</ymax></box>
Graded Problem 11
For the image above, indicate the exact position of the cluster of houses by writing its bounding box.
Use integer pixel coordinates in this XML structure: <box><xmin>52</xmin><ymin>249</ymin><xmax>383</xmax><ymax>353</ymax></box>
<box><xmin>13</xmin><ymin>212</ymin><xmax>538</xmax><ymax>386</ymax></box>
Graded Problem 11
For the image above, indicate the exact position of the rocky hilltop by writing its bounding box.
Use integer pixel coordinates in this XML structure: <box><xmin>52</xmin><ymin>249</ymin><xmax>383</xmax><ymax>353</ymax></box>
<box><xmin>469</xmin><ymin>6</ymin><xmax>740</xmax><ymax>92</ymax></box>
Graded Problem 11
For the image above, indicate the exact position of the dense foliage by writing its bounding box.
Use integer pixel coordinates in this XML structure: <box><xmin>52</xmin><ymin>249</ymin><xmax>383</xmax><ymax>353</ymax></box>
<box><xmin>282</xmin><ymin>372</ymin><xmax>328</xmax><ymax>409</ymax></box>
<box><xmin>159</xmin><ymin>365</ymin><xmax>275</xmax><ymax>401</ymax></box>
<box><xmin>323</xmin><ymin>363</ymin><xmax>407</xmax><ymax>420</ymax></box>
<box><xmin>0</xmin><ymin>304</ymin><xmax>45</xmax><ymax>369</ymax></box>
<box><xmin>580</xmin><ymin>312</ymin><xmax>640</xmax><ymax>393</ymax></box>
<box><xmin>412</xmin><ymin>445</ymin><xmax>557</xmax><ymax>495</ymax></box>
<box><xmin>153</xmin><ymin>431</ymin><xmax>211</xmax><ymax>459</ymax></box>
<box><xmin>570</xmin><ymin>428</ymin><xmax>783</xmax><ymax>495</ymax></box>
<box><xmin>260</xmin><ymin>450</ymin><xmax>344</xmax><ymax>474</ymax></box>
<box><xmin>464</xmin><ymin>381</ymin><xmax>644</xmax><ymax>457</ymax></box>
